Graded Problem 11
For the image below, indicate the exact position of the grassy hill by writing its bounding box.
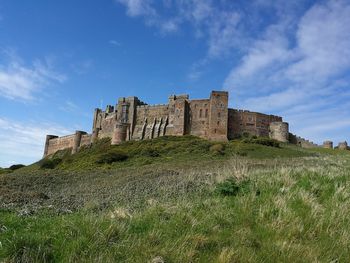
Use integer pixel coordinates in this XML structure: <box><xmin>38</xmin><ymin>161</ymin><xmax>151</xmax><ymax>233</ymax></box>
<box><xmin>1</xmin><ymin>136</ymin><xmax>350</xmax><ymax>262</ymax></box>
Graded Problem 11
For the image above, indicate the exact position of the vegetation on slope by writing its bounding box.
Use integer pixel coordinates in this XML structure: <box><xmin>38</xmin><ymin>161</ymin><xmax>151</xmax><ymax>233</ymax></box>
<box><xmin>30</xmin><ymin>135</ymin><xmax>312</xmax><ymax>172</ymax></box>
<box><xmin>1</xmin><ymin>136</ymin><xmax>350</xmax><ymax>262</ymax></box>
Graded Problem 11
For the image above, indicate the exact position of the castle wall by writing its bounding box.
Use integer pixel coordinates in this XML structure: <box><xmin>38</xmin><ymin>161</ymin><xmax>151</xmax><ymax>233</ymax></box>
<box><xmin>46</xmin><ymin>134</ymin><xmax>76</xmax><ymax>156</ymax></box>
<box><xmin>46</xmin><ymin>90</ymin><xmax>326</xmax><ymax>157</ymax></box>
<box><xmin>80</xmin><ymin>134</ymin><xmax>92</xmax><ymax>146</ymax></box>
<box><xmin>98</xmin><ymin>113</ymin><xmax>117</xmax><ymax>139</ymax></box>
<box><xmin>44</xmin><ymin>132</ymin><xmax>92</xmax><ymax>157</ymax></box>
<box><xmin>289</xmin><ymin>133</ymin><xmax>318</xmax><ymax>148</ymax></box>
<box><xmin>228</xmin><ymin>109</ymin><xmax>282</xmax><ymax>139</ymax></box>
<box><xmin>188</xmin><ymin>99</ymin><xmax>210</xmax><ymax>138</ymax></box>
<box><xmin>133</xmin><ymin>104</ymin><xmax>170</xmax><ymax>140</ymax></box>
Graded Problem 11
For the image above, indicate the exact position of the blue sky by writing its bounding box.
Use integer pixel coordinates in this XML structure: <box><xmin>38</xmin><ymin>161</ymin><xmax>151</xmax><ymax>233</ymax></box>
<box><xmin>0</xmin><ymin>0</ymin><xmax>349</xmax><ymax>167</ymax></box>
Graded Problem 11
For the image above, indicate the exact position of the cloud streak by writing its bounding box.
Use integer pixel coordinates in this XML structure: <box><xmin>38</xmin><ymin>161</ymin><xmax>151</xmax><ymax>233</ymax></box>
<box><xmin>0</xmin><ymin>118</ymin><xmax>72</xmax><ymax>167</ymax></box>
<box><xmin>116</xmin><ymin>0</ymin><xmax>350</xmax><ymax>143</ymax></box>
<box><xmin>0</xmin><ymin>52</ymin><xmax>65</xmax><ymax>101</ymax></box>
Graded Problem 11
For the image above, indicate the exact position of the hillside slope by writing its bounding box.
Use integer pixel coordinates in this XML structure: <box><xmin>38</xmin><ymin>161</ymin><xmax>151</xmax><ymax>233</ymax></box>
<box><xmin>1</xmin><ymin>136</ymin><xmax>350</xmax><ymax>262</ymax></box>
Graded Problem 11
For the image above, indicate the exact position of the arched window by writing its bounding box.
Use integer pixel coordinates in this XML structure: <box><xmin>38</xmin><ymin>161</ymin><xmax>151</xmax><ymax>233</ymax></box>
<box><xmin>205</xmin><ymin>109</ymin><xmax>208</xmax><ymax>117</ymax></box>
<box><xmin>199</xmin><ymin>109</ymin><xmax>202</xmax><ymax>118</ymax></box>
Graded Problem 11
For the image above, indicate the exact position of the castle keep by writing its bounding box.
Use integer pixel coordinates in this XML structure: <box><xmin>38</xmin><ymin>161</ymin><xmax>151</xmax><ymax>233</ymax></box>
<box><xmin>43</xmin><ymin>91</ymin><xmax>320</xmax><ymax>157</ymax></box>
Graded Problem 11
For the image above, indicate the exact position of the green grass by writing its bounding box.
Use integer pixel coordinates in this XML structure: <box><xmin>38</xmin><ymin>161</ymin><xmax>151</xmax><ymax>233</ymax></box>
<box><xmin>24</xmin><ymin>136</ymin><xmax>313</xmax><ymax>172</ymax></box>
<box><xmin>1</xmin><ymin>136</ymin><xmax>350</xmax><ymax>262</ymax></box>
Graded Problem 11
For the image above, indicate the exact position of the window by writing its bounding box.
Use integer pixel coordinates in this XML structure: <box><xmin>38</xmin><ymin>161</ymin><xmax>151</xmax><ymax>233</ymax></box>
<box><xmin>205</xmin><ymin>109</ymin><xmax>208</xmax><ymax>117</ymax></box>
<box><xmin>199</xmin><ymin>109</ymin><xmax>202</xmax><ymax>118</ymax></box>
<box><xmin>218</xmin><ymin>112</ymin><xmax>221</xmax><ymax>118</ymax></box>
<box><xmin>217</xmin><ymin>121</ymin><xmax>220</xmax><ymax>126</ymax></box>
<box><xmin>121</xmin><ymin>105</ymin><xmax>128</xmax><ymax>123</ymax></box>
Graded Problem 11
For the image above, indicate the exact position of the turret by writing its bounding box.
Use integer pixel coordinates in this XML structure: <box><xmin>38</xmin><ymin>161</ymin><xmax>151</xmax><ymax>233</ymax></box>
<box><xmin>72</xmin><ymin>130</ymin><xmax>87</xmax><ymax>154</ymax></box>
<box><xmin>111</xmin><ymin>123</ymin><xmax>129</xmax><ymax>145</ymax></box>
<box><xmin>338</xmin><ymin>141</ymin><xmax>348</xmax><ymax>150</ymax></box>
<box><xmin>269</xmin><ymin>122</ymin><xmax>289</xmax><ymax>142</ymax></box>
<box><xmin>43</xmin><ymin>135</ymin><xmax>58</xmax><ymax>157</ymax></box>
<box><xmin>323</xmin><ymin>141</ymin><xmax>333</xmax><ymax>149</ymax></box>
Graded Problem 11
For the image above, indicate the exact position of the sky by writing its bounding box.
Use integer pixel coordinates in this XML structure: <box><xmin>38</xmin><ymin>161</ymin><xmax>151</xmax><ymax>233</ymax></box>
<box><xmin>0</xmin><ymin>0</ymin><xmax>349</xmax><ymax>167</ymax></box>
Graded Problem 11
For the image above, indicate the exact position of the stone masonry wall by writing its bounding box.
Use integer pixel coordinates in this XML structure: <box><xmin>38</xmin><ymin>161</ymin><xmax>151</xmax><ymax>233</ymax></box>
<box><xmin>46</xmin><ymin>134</ymin><xmax>76</xmax><ymax>156</ymax></box>
<box><xmin>45</xmin><ymin>90</ymin><xmax>314</xmax><ymax>157</ymax></box>
<box><xmin>188</xmin><ymin>99</ymin><xmax>210</xmax><ymax>138</ymax></box>
<box><xmin>228</xmin><ymin>109</ymin><xmax>282</xmax><ymax>139</ymax></box>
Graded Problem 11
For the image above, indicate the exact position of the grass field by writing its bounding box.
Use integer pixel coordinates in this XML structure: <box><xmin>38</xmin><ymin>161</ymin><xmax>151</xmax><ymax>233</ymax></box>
<box><xmin>1</xmin><ymin>136</ymin><xmax>350</xmax><ymax>262</ymax></box>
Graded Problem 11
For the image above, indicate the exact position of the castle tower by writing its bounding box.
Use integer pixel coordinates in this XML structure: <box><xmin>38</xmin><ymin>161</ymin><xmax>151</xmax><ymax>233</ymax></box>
<box><xmin>92</xmin><ymin>128</ymin><xmax>100</xmax><ymax>143</ymax></box>
<box><xmin>111</xmin><ymin>123</ymin><xmax>129</xmax><ymax>145</ymax></box>
<box><xmin>269</xmin><ymin>122</ymin><xmax>289</xmax><ymax>142</ymax></box>
<box><xmin>72</xmin><ymin>131</ymin><xmax>87</xmax><ymax>154</ymax></box>
<box><xmin>323</xmin><ymin>141</ymin><xmax>333</xmax><ymax>149</ymax></box>
<box><xmin>43</xmin><ymin>135</ymin><xmax>58</xmax><ymax>157</ymax></box>
<box><xmin>168</xmin><ymin>94</ymin><xmax>189</xmax><ymax>136</ymax></box>
<box><xmin>338</xmin><ymin>141</ymin><xmax>348</xmax><ymax>150</ymax></box>
<box><xmin>208</xmin><ymin>91</ymin><xmax>228</xmax><ymax>141</ymax></box>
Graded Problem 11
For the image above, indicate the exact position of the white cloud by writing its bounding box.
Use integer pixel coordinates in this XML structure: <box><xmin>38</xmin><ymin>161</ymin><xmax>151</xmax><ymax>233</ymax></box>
<box><xmin>109</xmin><ymin>40</ymin><xmax>122</xmax><ymax>46</ymax></box>
<box><xmin>207</xmin><ymin>11</ymin><xmax>241</xmax><ymax>58</ymax></box>
<box><xmin>115</xmin><ymin>0</ymin><xmax>242</xmax><ymax>54</ymax></box>
<box><xmin>222</xmin><ymin>0</ymin><xmax>350</xmax><ymax>143</ymax></box>
<box><xmin>71</xmin><ymin>59</ymin><xmax>94</xmax><ymax>75</ymax></box>
<box><xmin>0</xmin><ymin>118</ymin><xmax>72</xmax><ymax>167</ymax></box>
<box><xmin>0</xmin><ymin>53</ymin><xmax>65</xmax><ymax>101</ymax></box>
<box><xmin>116</xmin><ymin>0</ymin><xmax>155</xmax><ymax>17</ymax></box>
<box><xmin>116</xmin><ymin>0</ymin><xmax>350</xmax><ymax>143</ymax></box>
<box><xmin>285</xmin><ymin>0</ymin><xmax>350</xmax><ymax>84</ymax></box>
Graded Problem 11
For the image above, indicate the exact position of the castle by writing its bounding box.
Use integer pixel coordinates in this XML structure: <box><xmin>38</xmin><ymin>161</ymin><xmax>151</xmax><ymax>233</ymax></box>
<box><xmin>43</xmin><ymin>91</ymin><xmax>343</xmax><ymax>157</ymax></box>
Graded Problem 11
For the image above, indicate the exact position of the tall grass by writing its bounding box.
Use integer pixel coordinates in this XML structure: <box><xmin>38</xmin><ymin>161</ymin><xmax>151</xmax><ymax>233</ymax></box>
<box><xmin>1</xmin><ymin>152</ymin><xmax>350</xmax><ymax>262</ymax></box>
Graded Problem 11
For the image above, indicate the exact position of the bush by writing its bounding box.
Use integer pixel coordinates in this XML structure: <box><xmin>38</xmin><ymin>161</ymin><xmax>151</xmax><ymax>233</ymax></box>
<box><xmin>215</xmin><ymin>178</ymin><xmax>251</xmax><ymax>196</ymax></box>
<box><xmin>252</xmin><ymin>137</ymin><xmax>280</xmax><ymax>147</ymax></box>
<box><xmin>40</xmin><ymin>158</ymin><xmax>62</xmax><ymax>169</ymax></box>
<box><xmin>9</xmin><ymin>164</ymin><xmax>26</xmax><ymax>171</ymax></box>
<box><xmin>242</xmin><ymin>137</ymin><xmax>280</xmax><ymax>148</ymax></box>
<box><xmin>141</xmin><ymin>148</ymin><xmax>161</xmax><ymax>157</ymax></box>
<box><xmin>96</xmin><ymin>151</ymin><xmax>128</xmax><ymax>164</ymax></box>
<box><xmin>210</xmin><ymin>144</ymin><xmax>225</xmax><ymax>155</ymax></box>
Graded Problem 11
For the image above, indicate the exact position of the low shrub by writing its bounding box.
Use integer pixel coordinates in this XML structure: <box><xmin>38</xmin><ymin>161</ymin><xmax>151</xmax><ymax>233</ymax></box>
<box><xmin>96</xmin><ymin>151</ymin><xmax>128</xmax><ymax>164</ymax></box>
<box><xmin>242</xmin><ymin>137</ymin><xmax>280</xmax><ymax>148</ymax></box>
<box><xmin>40</xmin><ymin>158</ymin><xmax>62</xmax><ymax>169</ymax></box>
<box><xmin>215</xmin><ymin>178</ymin><xmax>251</xmax><ymax>196</ymax></box>
<box><xmin>140</xmin><ymin>148</ymin><xmax>161</xmax><ymax>158</ymax></box>
<box><xmin>209</xmin><ymin>144</ymin><xmax>225</xmax><ymax>155</ymax></box>
<box><xmin>9</xmin><ymin>164</ymin><xmax>26</xmax><ymax>171</ymax></box>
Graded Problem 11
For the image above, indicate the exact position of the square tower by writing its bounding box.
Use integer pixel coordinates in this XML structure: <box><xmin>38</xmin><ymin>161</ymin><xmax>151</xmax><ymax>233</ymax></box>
<box><xmin>209</xmin><ymin>91</ymin><xmax>228</xmax><ymax>141</ymax></box>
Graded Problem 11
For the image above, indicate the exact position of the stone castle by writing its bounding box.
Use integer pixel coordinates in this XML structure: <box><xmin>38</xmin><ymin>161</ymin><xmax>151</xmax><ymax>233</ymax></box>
<box><xmin>43</xmin><ymin>91</ymin><xmax>346</xmax><ymax>157</ymax></box>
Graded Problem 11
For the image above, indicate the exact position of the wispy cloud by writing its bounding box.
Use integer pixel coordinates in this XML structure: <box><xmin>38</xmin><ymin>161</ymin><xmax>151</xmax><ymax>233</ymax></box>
<box><xmin>0</xmin><ymin>51</ymin><xmax>66</xmax><ymax>101</ymax></box>
<box><xmin>71</xmin><ymin>59</ymin><xmax>94</xmax><ymax>75</ymax></box>
<box><xmin>116</xmin><ymin>0</ymin><xmax>155</xmax><ymax>17</ymax></box>
<box><xmin>109</xmin><ymin>40</ymin><xmax>122</xmax><ymax>46</ymax></box>
<box><xmin>116</xmin><ymin>0</ymin><xmax>350</xmax><ymax>143</ymax></box>
<box><xmin>0</xmin><ymin>118</ymin><xmax>72</xmax><ymax>167</ymax></box>
<box><xmin>223</xmin><ymin>0</ymin><xmax>350</xmax><ymax>142</ymax></box>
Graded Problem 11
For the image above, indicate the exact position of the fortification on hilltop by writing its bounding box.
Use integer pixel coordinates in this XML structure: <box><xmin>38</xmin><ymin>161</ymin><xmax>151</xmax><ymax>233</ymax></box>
<box><xmin>43</xmin><ymin>91</ymin><xmax>335</xmax><ymax>157</ymax></box>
